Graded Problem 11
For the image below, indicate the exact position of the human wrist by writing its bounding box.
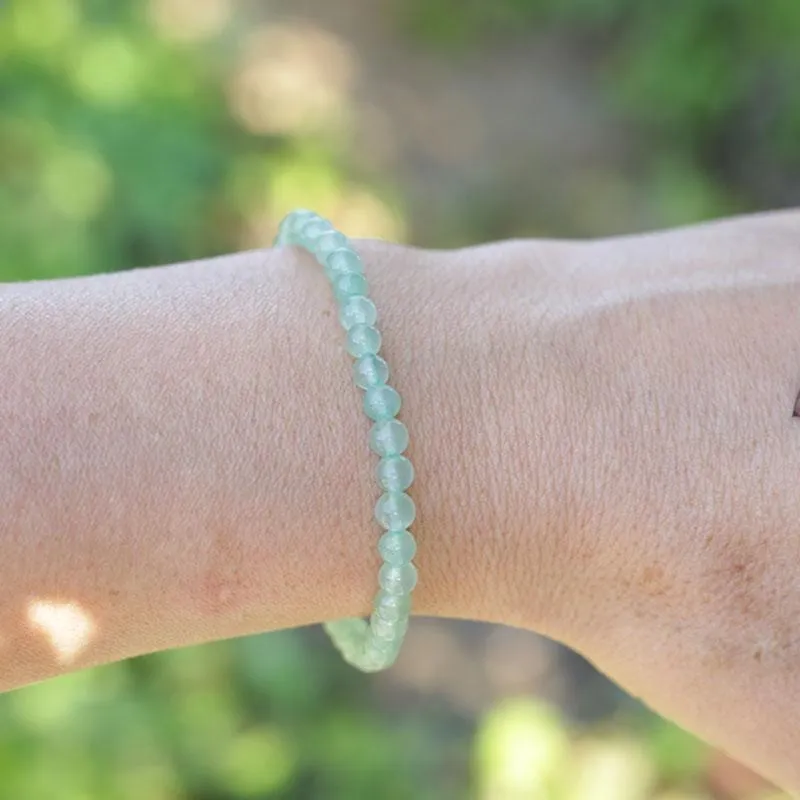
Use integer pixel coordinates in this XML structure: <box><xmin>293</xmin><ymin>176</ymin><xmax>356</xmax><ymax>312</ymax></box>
<box><xmin>353</xmin><ymin>238</ymin><xmax>593</xmax><ymax>642</ymax></box>
<box><xmin>175</xmin><ymin>236</ymin><xmax>625</xmax><ymax>647</ymax></box>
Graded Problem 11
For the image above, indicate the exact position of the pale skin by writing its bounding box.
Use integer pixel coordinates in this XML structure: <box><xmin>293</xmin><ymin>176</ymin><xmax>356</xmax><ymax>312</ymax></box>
<box><xmin>1</xmin><ymin>209</ymin><xmax>800</xmax><ymax>790</ymax></box>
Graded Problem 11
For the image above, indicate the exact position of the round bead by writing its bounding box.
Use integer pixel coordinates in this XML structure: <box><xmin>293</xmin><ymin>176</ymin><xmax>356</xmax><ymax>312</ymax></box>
<box><xmin>376</xmin><ymin>456</ymin><xmax>414</xmax><ymax>492</ymax></box>
<box><xmin>379</xmin><ymin>562</ymin><xmax>418</xmax><ymax>595</ymax></box>
<box><xmin>277</xmin><ymin>209</ymin><xmax>315</xmax><ymax>244</ymax></box>
<box><xmin>290</xmin><ymin>208</ymin><xmax>315</xmax><ymax>220</ymax></box>
<box><xmin>373</xmin><ymin>590</ymin><xmax>411</xmax><ymax>622</ymax></box>
<box><xmin>339</xmin><ymin>296</ymin><xmax>377</xmax><ymax>330</ymax></box>
<box><xmin>370</xmin><ymin>615</ymin><xmax>395</xmax><ymax>639</ymax></box>
<box><xmin>370</xmin><ymin>613</ymin><xmax>408</xmax><ymax>640</ymax></box>
<box><xmin>314</xmin><ymin>230</ymin><xmax>348</xmax><ymax>262</ymax></box>
<box><xmin>298</xmin><ymin>218</ymin><xmax>332</xmax><ymax>247</ymax></box>
<box><xmin>360</xmin><ymin>647</ymin><xmax>390</xmax><ymax>670</ymax></box>
<box><xmin>346</xmin><ymin>324</ymin><xmax>382</xmax><ymax>358</ymax></box>
<box><xmin>275</xmin><ymin>210</ymin><xmax>420</xmax><ymax>673</ymax></box>
<box><xmin>369</xmin><ymin>419</ymin><xmax>409</xmax><ymax>457</ymax></box>
<box><xmin>333</xmin><ymin>272</ymin><xmax>369</xmax><ymax>302</ymax></box>
<box><xmin>378</xmin><ymin>530</ymin><xmax>417</xmax><ymax>565</ymax></box>
<box><xmin>363</xmin><ymin>385</ymin><xmax>401</xmax><ymax>421</ymax></box>
<box><xmin>276</xmin><ymin>217</ymin><xmax>295</xmax><ymax>244</ymax></box>
<box><xmin>325</xmin><ymin>247</ymin><xmax>364</xmax><ymax>280</ymax></box>
<box><xmin>289</xmin><ymin>208</ymin><xmax>316</xmax><ymax>230</ymax></box>
<box><xmin>353</xmin><ymin>354</ymin><xmax>388</xmax><ymax>389</ymax></box>
<box><xmin>369</xmin><ymin>634</ymin><xmax>400</xmax><ymax>656</ymax></box>
<box><xmin>375</xmin><ymin>492</ymin><xmax>416</xmax><ymax>531</ymax></box>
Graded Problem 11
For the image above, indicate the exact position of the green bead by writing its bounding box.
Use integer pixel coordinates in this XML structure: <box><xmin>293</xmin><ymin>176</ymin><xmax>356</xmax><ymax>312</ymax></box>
<box><xmin>379</xmin><ymin>562</ymin><xmax>418</xmax><ymax>595</ymax></box>
<box><xmin>276</xmin><ymin>209</ymin><xmax>315</xmax><ymax>245</ymax></box>
<box><xmin>314</xmin><ymin>230</ymin><xmax>348</xmax><ymax>262</ymax></box>
<box><xmin>376</xmin><ymin>455</ymin><xmax>414</xmax><ymax>492</ymax></box>
<box><xmin>370</xmin><ymin>615</ymin><xmax>396</xmax><ymax>639</ymax></box>
<box><xmin>346</xmin><ymin>324</ymin><xmax>381</xmax><ymax>358</ymax></box>
<box><xmin>275</xmin><ymin>217</ymin><xmax>294</xmax><ymax>245</ymax></box>
<box><xmin>276</xmin><ymin>209</ymin><xmax>419</xmax><ymax>674</ymax></box>
<box><xmin>290</xmin><ymin>208</ymin><xmax>316</xmax><ymax>221</ymax></box>
<box><xmin>375</xmin><ymin>491</ymin><xmax>416</xmax><ymax>530</ymax></box>
<box><xmin>325</xmin><ymin>247</ymin><xmax>364</xmax><ymax>280</ymax></box>
<box><xmin>359</xmin><ymin>648</ymin><xmax>390</xmax><ymax>671</ymax></box>
<box><xmin>324</xmin><ymin>617</ymin><xmax>365</xmax><ymax>645</ymax></box>
<box><xmin>369</xmin><ymin>633</ymin><xmax>401</xmax><ymax>657</ymax></box>
<box><xmin>370</xmin><ymin>419</ymin><xmax>409</xmax><ymax>457</ymax></box>
<box><xmin>373</xmin><ymin>590</ymin><xmax>411</xmax><ymax>622</ymax></box>
<box><xmin>339</xmin><ymin>296</ymin><xmax>377</xmax><ymax>330</ymax></box>
<box><xmin>353</xmin><ymin>354</ymin><xmax>388</xmax><ymax>389</ymax></box>
<box><xmin>363</xmin><ymin>385</ymin><xmax>401</xmax><ymax>420</ymax></box>
<box><xmin>333</xmin><ymin>272</ymin><xmax>369</xmax><ymax>302</ymax></box>
<box><xmin>379</xmin><ymin>530</ymin><xmax>417</xmax><ymax>565</ymax></box>
<box><xmin>297</xmin><ymin>218</ymin><xmax>331</xmax><ymax>247</ymax></box>
<box><xmin>370</xmin><ymin>613</ymin><xmax>408</xmax><ymax>640</ymax></box>
<box><xmin>288</xmin><ymin>208</ymin><xmax>316</xmax><ymax>231</ymax></box>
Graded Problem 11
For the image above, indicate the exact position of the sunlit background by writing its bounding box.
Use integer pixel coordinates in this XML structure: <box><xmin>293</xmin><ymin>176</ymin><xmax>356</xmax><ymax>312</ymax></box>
<box><xmin>2</xmin><ymin>1</ymin><xmax>800</xmax><ymax>798</ymax></box>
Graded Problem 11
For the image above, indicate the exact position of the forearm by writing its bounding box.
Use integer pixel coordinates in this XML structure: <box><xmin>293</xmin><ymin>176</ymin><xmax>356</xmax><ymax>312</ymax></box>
<box><xmin>0</xmin><ymin>248</ymin><xmax>397</xmax><ymax>686</ymax></box>
<box><xmin>0</xmin><ymin>240</ymin><xmax>569</xmax><ymax>689</ymax></box>
<box><xmin>3</xmin><ymin>212</ymin><xmax>800</xmax><ymax>789</ymax></box>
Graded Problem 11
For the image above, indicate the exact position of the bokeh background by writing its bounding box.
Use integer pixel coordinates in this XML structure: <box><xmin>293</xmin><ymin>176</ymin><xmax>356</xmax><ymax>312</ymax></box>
<box><xmin>2</xmin><ymin>1</ymin><xmax>799</xmax><ymax>798</ymax></box>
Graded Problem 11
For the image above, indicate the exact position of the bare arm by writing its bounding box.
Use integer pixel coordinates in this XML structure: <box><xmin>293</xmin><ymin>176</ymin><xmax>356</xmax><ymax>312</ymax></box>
<box><xmin>0</xmin><ymin>242</ymin><xmax>566</xmax><ymax>676</ymax></box>
<box><xmin>2</xmin><ymin>211</ymin><xmax>800</xmax><ymax>789</ymax></box>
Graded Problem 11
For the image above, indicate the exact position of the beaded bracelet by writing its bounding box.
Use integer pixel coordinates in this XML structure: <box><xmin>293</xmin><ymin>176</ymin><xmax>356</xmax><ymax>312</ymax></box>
<box><xmin>274</xmin><ymin>209</ymin><xmax>418</xmax><ymax>673</ymax></box>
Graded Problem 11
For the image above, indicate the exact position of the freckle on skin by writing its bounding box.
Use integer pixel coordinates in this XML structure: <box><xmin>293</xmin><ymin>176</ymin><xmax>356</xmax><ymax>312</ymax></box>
<box><xmin>640</xmin><ymin>564</ymin><xmax>670</xmax><ymax>597</ymax></box>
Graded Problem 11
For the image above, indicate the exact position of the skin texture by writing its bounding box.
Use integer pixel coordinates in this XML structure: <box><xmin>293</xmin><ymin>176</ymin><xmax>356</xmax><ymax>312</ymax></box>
<box><xmin>1</xmin><ymin>210</ymin><xmax>800</xmax><ymax>789</ymax></box>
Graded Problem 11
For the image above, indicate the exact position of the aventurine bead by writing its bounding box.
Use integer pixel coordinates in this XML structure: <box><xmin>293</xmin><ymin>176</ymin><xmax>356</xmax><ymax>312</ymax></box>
<box><xmin>375</xmin><ymin>491</ymin><xmax>416</xmax><ymax>530</ymax></box>
<box><xmin>333</xmin><ymin>272</ymin><xmax>369</xmax><ymax>302</ymax></box>
<box><xmin>288</xmin><ymin>208</ymin><xmax>316</xmax><ymax>232</ymax></box>
<box><xmin>325</xmin><ymin>247</ymin><xmax>364</xmax><ymax>280</ymax></box>
<box><xmin>376</xmin><ymin>455</ymin><xmax>414</xmax><ymax>492</ymax></box>
<box><xmin>298</xmin><ymin>218</ymin><xmax>332</xmax><ymax>246</ymax></box>
<box><xmin>339</xmin><ymin>295</ymin><xmax>377</xmax><ymax>330</ymax></box>
<box><xmin>346</xmin><ymin>324</ymin><xmax>381</xmax><ymax>358</ymax></box>
<box><xmin>277</xmin><ymin>210</ymin><xmax>313</xmax><ymax>244</ymax></box>
<box><xmin>378</xmin><ymin>530</ymin><xmax>417</xmax><ymax>565</ymax></box>
<box><xmin>369</xmin><ymin>419</ymin><xmax>409</xmax><ymax>457</ymax></box>
<box><xmin>313</xmin><ymin>230</ymin><xmax>348</xmax><ymax>262</ymax></box>
<box><xmin>374</xmin><ymin>590</ymin><xmax>411</xmax><ymax>622</ymax></box>
<box><xmin>276</xmin><ymin>217</ymin><xmax>294</xmax><ymax>244</ymax></box>
<box><xmin>370</xmin><ymin>613</ymin><xmax>408</xmax><ymax>640</ymax></box>
<box><xmin>379</xmin><ymin>562</ymin><xmax>418</xmax><ymax>595</ymax></box>
<box><xmin>371</xmin><ymin>616</ymin><xmax>396</xmax><ymax>639</ymax></box>
<box><xmin>290</xmin><ymin>208</ymin><xmax>316</xmax><ymax>221</ymax></box>
<box><xmin>277</xmin><ymin>209</ymin><xmax>419</xmax><ymax>673</ymax></box>
<box><xmin>363</xmin><ymin>385</ymin><xmax>401</xmax><ymax>421</ymax></box>
<box><xmin>353</xmin><ymin>354</ymin><xmax>388</xmax><ymax>389</ymax></box>
<box><xmin>369</xmin><ymin>634</ymin><xmax>400</xmax><ymax>657</ymax></box>
<box><xmin>324</xmin><ymin>617</ymin><xmax>366</xmax><ymax>654</ymax></box>
<box><xmin>360</xmin><ymin>649</ymin><xmax>389</xmax><ymax>670</ymax></box>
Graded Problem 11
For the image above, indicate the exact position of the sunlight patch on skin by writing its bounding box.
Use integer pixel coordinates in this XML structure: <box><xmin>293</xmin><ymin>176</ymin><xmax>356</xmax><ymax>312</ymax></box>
<box><xmin>27</xmin><ymin>600</ymin><xmax>95</xmax><ymax>665</ymax></box>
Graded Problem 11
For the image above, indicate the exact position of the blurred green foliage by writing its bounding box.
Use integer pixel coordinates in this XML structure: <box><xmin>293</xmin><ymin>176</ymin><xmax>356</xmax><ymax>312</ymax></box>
<box><xmin>0</xmin><ymin>0</ymin><xmax>796</xmax><ymax>797</ymax></box>
<box><xmin>403</xmin><ymin>0</ymin><xmax>800</xmax><ymax>229</ymax></box>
